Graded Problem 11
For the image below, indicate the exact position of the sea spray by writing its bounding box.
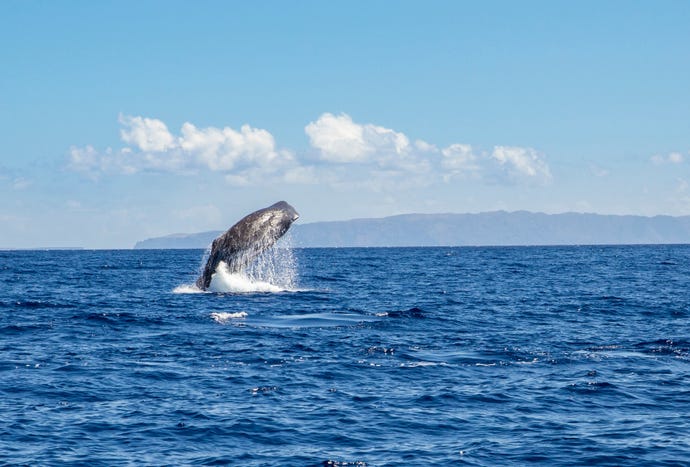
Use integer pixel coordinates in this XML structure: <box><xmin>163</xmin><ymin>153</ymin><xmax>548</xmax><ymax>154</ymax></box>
<box><xmin>244</xmin><ymin>234</ymin><xmax>297</xmax><ymax>289</ymax></box>
<box><xmin>210</xmin><ymin>311</ymin><xmax>248</xmax><ymax>323</ymax></box>
<box><xmin>208</xmin><ymin>264</ymin><xmax>284</xmax><ymax>293</ymax></box>
<box><xmin>176</xmin><ymin>234</ymin><xmax>299</xmax><ymax>294</ymax></box>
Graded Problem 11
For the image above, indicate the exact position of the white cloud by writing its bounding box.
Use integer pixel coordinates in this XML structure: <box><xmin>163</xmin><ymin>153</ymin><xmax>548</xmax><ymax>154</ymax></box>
<box><xmin>491</xmin><ymin>146</ymin><xmax>551</xmax><ymax>181</ymax></box>
<box><xmin>68</xmin><ymin>116</ymin><xmax>294</xmax><ymax>183</ymax></box>
<box><xmin>68</xmin><ymin>113</ymin><xmax>552</xmax><ymax>189</ymax></box>
<box><xmin>652</xmin><ymin>152</ymin><xmax>685</xmax><ymax>165</ymax></box>
<box><xmin>365</xmin><ymin>124</ymin><xmax>411</xmax><ymax>156</ymax></box>
<box><xmin>305</xmin><ymin>112</ymin><xmax>411</xmax><ymax>165</ymax></box>
<box><xmin>441</xmin><ymin>144</ymin><xmax>479</xmax><ymax>174</ymax></box>
<box><xmin>68</xmin><ymin>145</ymin><xmax>140</xmax><ymax>177</ymax></box>
<box><xmin>119</xmin><ymin>115</ymin><xmax>175</xmax><ymax>152</ymax></box>
<box><xmin>180</xmin><ymin>122</ymin><xmax>286</xmax><ymax>171</ymax></box>
<box><xmin>304</xmin><ymin>113</ymin><xmax>550</xmax><ymax>185</ymax></box>
<box><xmin>669</xmin><ymin>152</ymin><xmax>684</xmax><ymax>164</ymax></box>
<box><xmin>305</xmin><ymin>113</ymin><xmax>369</xmax><ymax>163</ymax></box>
<box><xmin>414</xmin><ymin>140</ymin><xmax>437</xmax><ymax>153</ymax></box>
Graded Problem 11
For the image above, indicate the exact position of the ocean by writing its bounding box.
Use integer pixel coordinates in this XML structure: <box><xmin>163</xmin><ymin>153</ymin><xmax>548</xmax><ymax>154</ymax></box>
<box><xmin>1</xmin><ymin>245</ymin><xmax>690</xmax><ymax>466</ymax></box>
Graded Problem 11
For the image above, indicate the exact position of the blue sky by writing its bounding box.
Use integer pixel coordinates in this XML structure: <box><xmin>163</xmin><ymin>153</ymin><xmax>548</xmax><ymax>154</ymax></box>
<box><xmin>1</xmin><ymin>1</ymin><xmax>690</xmax><ymax>248</ymax></box>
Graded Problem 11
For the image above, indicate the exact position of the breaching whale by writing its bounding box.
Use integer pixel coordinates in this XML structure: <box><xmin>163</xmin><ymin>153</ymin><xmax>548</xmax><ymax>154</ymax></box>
<box><xmin>196</xmin><ymin>201</ymin><xmax>299</xmax><ymax>290</ymax></box>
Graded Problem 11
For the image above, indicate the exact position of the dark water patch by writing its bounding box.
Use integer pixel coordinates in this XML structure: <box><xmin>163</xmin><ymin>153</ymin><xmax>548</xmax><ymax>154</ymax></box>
<box><xmin>298</xmin><ymin>292</ymin><xmax>335</xmax><ymax>302</ymax></box>
<box><xmin>66</xmin><ymin>311</ymin><xmax>169</xmax><ymax>328</ymax></box>
<box><xmin>385</xmin><ymin>306</ymin><xmax>425</xmax><ymax>318</ymax></box>
<box><xmin>313</xmin><ymin>275</ymin><xmax>341</xmax><ymax>282</ymax></box>
<box><xmin>0</xmin><ymin>323</ymin><xmax>54</xmax><ymax>334</ymax></box>
<box><xmin>634</xmin><ymin>339</ymin><xmax>690</xmax><ymax>357</ymax></box>
<box><xmin>319</xmin><ymin>461</ymin><xmax>368</xmax><ymax>467</ymax></box>
<box><xmin>598</xmin><ymin>295</ymin><xmax>626</xmax><ymax>303</ymax></box>
<box><xmin>83</xmin><ymin>313</ymin><xmax>116</xmax><ymax>324</ymax></box>
<box><xmin>561</xmin><ymin>380</ymin><xmax>641</xmax><ymax>402</ymax></box>
<box><xmin>12</xmin><ymin>300</ymin><xmax>76</xmax><ymax>309</ymax></box>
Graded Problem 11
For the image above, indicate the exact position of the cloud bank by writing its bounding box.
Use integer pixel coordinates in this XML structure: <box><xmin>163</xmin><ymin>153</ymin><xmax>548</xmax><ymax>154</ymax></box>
<box><xmin>68</xmin><ymin>113</ymin><xmax>553</xmax><ymax>187</ymax></box>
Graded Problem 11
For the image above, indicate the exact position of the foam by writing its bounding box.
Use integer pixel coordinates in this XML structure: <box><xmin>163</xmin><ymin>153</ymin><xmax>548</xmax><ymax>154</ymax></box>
<box><xmin>172</xmin><ymin>284</ymin><xmax>204</xmax><ymax>294</ymax></box>
<box><xmin>209</xmin><ymin>264</ymin><xmax>285</xmax><ymax>293</ymax></box>
<box><xmin>210</xmin><ymin>311</ymin><xmax>248</xmax><ymax>323</ymax></box>
<box><xmin>175</xmin><ymin>234</ymin><xmax>299</xmax><ymax>294</ymax></box>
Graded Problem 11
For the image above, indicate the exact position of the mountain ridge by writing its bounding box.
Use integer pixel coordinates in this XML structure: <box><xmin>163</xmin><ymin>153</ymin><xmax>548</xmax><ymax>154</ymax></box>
<box><xmin>133</xmin><ymin>211</ymin><xmax>690</xmax><ymax>249</ymax></box>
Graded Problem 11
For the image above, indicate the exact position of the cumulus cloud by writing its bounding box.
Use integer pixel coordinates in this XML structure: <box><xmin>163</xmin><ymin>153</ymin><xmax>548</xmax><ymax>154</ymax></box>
<box><xmin>491</xmin><ymin>146</ymin><xmax>551</xmax><ymax>181</ymax></box>
<box><xmin>119</xmin><ymin>115</ymin><xmax>175</xmax><ymax>152</ymax></box>
<box><xmin>441</xmin><ymin>144</ymin><xmax>480</xmax><ymax>174</ymax></box>
<box><xmin>305</xmin><ymin>112</ymin><xmax>412</xmax><ymax>165</ymax></box>
<box><xmin>68</xmin><ymin>115</ymin><xmax>294</xmax><ymax>183</ymax></box>
<box><xmin>68</xmin><ymin>112</ymin><xmax>552</xmax><ymax>188</ymax></box>
<box><xmin>305</xmin><ymin>113</ymin><xmax>550</xmax><ymax>184</ymax></box>
<box><xmin>305</xmin><ymin>113</ymin><xmax>370</xmax><ymax>163</ymax></box>
<box><xmin>179</xmin><ymin>122</ymin><xmax>285</xmax><ymax>171</ymax></box>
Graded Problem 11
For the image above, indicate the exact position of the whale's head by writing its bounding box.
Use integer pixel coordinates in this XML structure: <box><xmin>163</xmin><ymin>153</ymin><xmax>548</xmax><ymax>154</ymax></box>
<box><xmin>240</xmin><ymin>201</ymin><xmax>299</xmax><ymax>248</ymax></box>
<box><xmin>263</xmin><ymin>201</ymin><xmax>299</xmax><ymax>239</ymax></box>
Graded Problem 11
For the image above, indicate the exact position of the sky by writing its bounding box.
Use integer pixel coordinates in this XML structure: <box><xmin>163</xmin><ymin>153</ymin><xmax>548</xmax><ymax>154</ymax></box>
<box><xmin>1</xmin><ymin>0</ymin><xmax>690</xmax><ymax>248</ymax></box>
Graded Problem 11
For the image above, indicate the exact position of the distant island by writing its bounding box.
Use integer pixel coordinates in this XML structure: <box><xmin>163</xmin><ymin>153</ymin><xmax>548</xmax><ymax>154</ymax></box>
<box><xmin>133</xmin><ymin>211</ymin><xmax>690</xmax><ymax>249</ymax></box>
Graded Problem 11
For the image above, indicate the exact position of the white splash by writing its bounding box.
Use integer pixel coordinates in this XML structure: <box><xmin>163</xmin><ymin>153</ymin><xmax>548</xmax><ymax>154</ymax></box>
<box><xmin>210</xmin><ymin>311</ymin><xmax>248</xmax><ymax>323</ymax></box>
<box><xmin>209</xmin><ymin>237</ymin><xmax>298</xmax><ymax>293</ymax></box>
<box><xmin>209</xmin><ymin>263</ymin><xmax>284</xmax><ymax>293</ymax></box>
<box><xmin>245</xmin><ymin>234</ymin><xmax>297</xmax><ymax>288</ymax></box>
<box><xmin>173</xmin><ymin>284</ymin><xmax>204</xmax><ymax>294</ymax></box>
<box><xmin>174</xmin><ymin>234</ymin><xmax>299</xmax><ymax>294</ymax></box>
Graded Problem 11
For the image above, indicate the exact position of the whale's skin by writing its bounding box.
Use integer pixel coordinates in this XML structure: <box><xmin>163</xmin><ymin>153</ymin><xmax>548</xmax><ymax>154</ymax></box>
<box><xmin>196</xmin><ymin>201</ymin><xmax>299</xmax><ymax>290</ymax></box>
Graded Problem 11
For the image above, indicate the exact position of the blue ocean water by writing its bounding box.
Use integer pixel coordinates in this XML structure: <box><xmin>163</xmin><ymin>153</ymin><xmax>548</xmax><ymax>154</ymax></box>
<box><xmin>2</xmin><ymin>245</ymin><xmax>690</xmax><ymax>466</ymax></box>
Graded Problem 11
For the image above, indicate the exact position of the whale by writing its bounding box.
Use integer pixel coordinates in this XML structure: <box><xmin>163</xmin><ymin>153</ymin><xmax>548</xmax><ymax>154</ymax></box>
<box><xmin>196</xmin><ymin>201</ymin><xmax>299</xmax><ymax>290</ymax></box>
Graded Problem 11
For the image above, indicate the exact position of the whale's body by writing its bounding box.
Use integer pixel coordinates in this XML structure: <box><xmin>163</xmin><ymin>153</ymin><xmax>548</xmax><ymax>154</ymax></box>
<box><xmin>196</xmin><ymin>201</ymin><xmax>299</xmax><ymax>290</ymax></box>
